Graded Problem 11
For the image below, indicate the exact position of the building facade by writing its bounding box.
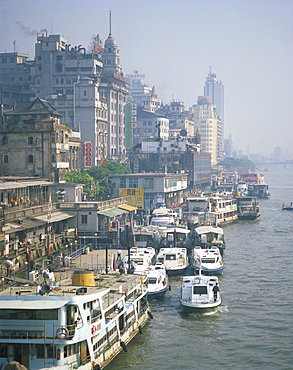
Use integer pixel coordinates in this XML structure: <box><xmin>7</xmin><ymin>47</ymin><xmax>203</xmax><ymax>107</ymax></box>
<box><xmin>192</xmin><ymin>96</ymin><xmax>221</xmax><ymax>166</ymax></box>
<box><xmin>0</xmin><ymin>97</ymin><xmax>81</xmax><ymax>182</ymax></box>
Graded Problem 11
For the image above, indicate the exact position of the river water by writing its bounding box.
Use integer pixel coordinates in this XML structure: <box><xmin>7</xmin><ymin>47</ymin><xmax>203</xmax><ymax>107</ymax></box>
<box><xmin>109</xmin><ymin>164</ymin><xmax>293</xmax><ymax>370</ymax></box>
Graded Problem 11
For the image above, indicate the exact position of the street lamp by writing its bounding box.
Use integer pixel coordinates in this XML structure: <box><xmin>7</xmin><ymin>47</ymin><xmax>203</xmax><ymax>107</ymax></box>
<box><xmin>25</xmin><ymin>262</ymin><xmax>28</xmax><ymax>280</ymax></box>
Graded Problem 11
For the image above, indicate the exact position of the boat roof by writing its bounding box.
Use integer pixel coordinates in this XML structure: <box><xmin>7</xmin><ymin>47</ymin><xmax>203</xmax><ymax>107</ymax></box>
<box><xmin>0</xmin><ymin>299</ymin><xmax>69</xmax><ymax>309</ymax></box>
<box><xmin>194</xmin><ymin>226</ymin><xmax>224</xmax><ymax>235</ymax></box>
<box><xmin>164</xmin><ymin>227</ymin><xmax>190</xmax><ymax>234</ymax></box>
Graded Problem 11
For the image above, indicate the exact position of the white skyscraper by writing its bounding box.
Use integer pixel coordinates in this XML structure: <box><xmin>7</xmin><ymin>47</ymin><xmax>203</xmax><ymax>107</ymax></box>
<box><xmin>204</xmin><ymin>67</ymin><xmax>224</xmax><ymax>135</ymax></box>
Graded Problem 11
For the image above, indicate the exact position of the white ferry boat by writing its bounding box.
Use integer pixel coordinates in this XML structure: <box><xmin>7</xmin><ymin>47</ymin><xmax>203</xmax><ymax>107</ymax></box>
<box><xmin>122</xmin><ymin>246</ymin><xmax>156</xmax><ymax>274</ymax></box>
<box><xmin>0</xmin><ymin>270</ymin><xmax>151</xmax><ymax>370</ymax></box>
<box><xmin>191</xmin><ymin>246</ymin><xmax>224</xmax><ymax>275</ymax></box>
<box><xmin>150</xmin><ymin>205</ymin><xmax>179</xmax><ymax>228</ymax></box>
<box><xmin>182</xmin><ymin>195</ymin><xmax>238</xmax><ymax>227</ymax></box>
<box><xmin>180</xmin><ymin>272</ymin><xmax>221</xmax><ymax>311</ymax></box>
<box><xmin>145</xmin><ymin>262</ymin><xmax>169</xmax><ymax>300</ymax></box>
<box><xmin>156</xmin><ymin>247</ymin><xmax>189</xmax><ymax>276</ymax></box>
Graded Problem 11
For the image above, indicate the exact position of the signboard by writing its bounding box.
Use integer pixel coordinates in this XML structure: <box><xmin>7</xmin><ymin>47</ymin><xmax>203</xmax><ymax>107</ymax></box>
<box><xmin>156</xmin><ymin>193</ymin><xmax>165</xmax><ymax>204</ymax></box>
<box><xmin>83</xmin><ymin>141</ymin><xmax>92</xmax><ymax>168</ymax></box>
<box><xmin>119</xmin><ymin>188</ymin><xmax>144</xmax><ymax>209</ymax></box>
<box><xmin>124</xmin><ymin>104</ymin><xmax>133</xmax><ymax>149</ymax></box>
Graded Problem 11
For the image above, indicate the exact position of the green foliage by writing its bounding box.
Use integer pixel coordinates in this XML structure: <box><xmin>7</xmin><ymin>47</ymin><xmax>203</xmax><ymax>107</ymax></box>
<box><xmin>87</xmin><ymin>161</ymin><xmax>132</xmax><ymax>198</ymax></box>
<box><xmin>218</xmin><ymin>157</ymin><xmax>256</xmax><ymax>171</ymax></box>
<box><xmin>65</xmin><ymin>170</ymin><xmax>99</xmax><ymax>197</ymax></box>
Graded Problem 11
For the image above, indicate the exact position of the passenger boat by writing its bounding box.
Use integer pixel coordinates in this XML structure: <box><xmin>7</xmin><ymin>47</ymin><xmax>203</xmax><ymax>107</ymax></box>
<box><xmin>133</xmin><ymin>225</ymin><xmax>160</xmax><ymax>249</ymax></box>
<box><xmin>191</xmin><ymin>246</ymin><xmax>224</xmax><ymax>275</ymax></box>
<box><xmin>192</xmin><ymin>214</ymin><xmax>226</xmax><ymax>255</ymax></box>
<box><xmin>282</xmin><ymin>203</ymin><xmax>293</xmax><ymax>211</ymax></box>
<box><xmin>236</xmin><ymin>195</ymin><xmax>260</xmax><ymax>220</ymax></box>
<box><xmin>156</xmin><ymin>247</ymin><xmax>189</xmax><ymax>276</ymax></box>
<box><xmin>122</xmin><ymin>246</ymin><xmax>156</xmax><ymax>274</ymax></box>
<box><xmin>193</xmin><ymin>225</ymin><xmax>226</xmax><ymax>255</ymax></box>
<box><xmin>150</xmin><ymin>205</ymin><xmax>179</xmax><ymax>228</ymax></box>
<box><xmin>180</xmin><ymin>272</ymin><xmax>221</xmax><ymax>311</ymax></box>
<box><xmin>0</xmin><ymin>270</ymin><xmax>151</xmax><ymax>370</ymax></box>
<box><xmin>182</xmin><ymin>195</ymin><xmax>238</xmax><ymax>227</ymax></box>
<box><xmin>144</xmin><ymin>262</ymin><xmax>169</xmax><ymax>300</ymax></box>
<box><xmin>159</xmin><ymin>226</ymin><xmax>191</xmax><ymax>252</ymax></box>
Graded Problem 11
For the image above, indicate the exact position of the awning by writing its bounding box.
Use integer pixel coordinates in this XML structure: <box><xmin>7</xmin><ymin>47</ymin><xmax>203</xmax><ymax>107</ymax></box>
<box><xmin>98</xmin><ymin>208</ymin><xmax>126</xmax><ymax>218</ymax></box>
<box><xmin>33</xmin><ymin>211</ymin><xmax>75</xmax><ymax>223</ymax></box>
<box><xmin>0</xmin><ymin>300</ymin><xmax>69</xmax><ymax>309</ymax></box>
<box><xmin>118</xmin><ymin>204</ymin><xmax>137</xmax><ymax>212</ymax></box>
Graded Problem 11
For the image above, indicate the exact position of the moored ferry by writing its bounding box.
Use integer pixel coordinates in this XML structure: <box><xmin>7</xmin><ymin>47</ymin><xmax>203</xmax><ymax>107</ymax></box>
<box><xmin>0</xmin><ymin>270</ymin><xmax>151</xmax><ymax>370</ymax></box>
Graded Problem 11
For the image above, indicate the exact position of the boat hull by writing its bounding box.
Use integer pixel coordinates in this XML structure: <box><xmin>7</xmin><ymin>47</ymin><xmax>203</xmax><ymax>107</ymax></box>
<box><xmin>180</xmin><ymin>298</ymin><xmax>221</xmax><ymax>311</ymax></box>
<box><xmin>166</xmin><ymin>265</ymin><xmax>189</xmax><ymax>276</ymax></box>
<box><xmin>147</xmin><ymin>286</ymin><xmax>168</xmax><ymax>300</ymax></box>
<box><xmin>193</xmin><ymin>266</ymin><xmax>223</xmax><ymax>275</ymax></box>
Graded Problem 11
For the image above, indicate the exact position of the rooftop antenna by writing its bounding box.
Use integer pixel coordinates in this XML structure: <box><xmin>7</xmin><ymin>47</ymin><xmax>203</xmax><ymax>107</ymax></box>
<box><xmin>13</xmin><ymin>40</ymin><xmax>16</xmax><ymax>52</ymax></box>
<box><xmin>109</xmin><ymin>10</ymin><xmax>112</xmax><ymax>35</ymax></box>
<box><xmin>209</xmin><ymin>62</ymin><xmax>212</xmax><ymax>75</ymax></box>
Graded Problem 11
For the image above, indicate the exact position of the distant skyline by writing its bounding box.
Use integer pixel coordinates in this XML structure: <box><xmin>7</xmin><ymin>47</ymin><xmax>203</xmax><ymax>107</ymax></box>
<box><xmin>1</xmin><ymin>0</ymin><xmax>293</xmax><ymax>156</ymax></box>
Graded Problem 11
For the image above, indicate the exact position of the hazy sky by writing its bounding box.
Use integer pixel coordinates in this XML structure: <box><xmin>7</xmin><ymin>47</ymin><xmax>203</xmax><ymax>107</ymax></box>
<box><xmin>1</xmin><ymin>0</ymin><xmax>293</xmax><ymax>156</ymax></box>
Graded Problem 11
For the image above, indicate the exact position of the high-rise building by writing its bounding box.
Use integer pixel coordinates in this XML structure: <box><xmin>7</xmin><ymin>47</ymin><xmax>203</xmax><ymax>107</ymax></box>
<box><xmin>126</xmin><ymin>72</ymin><xmax>162</xmax><ymax>112</ymax></box>
<box><xmin>204</xmin><ymin>67</ymin><xmax>224</xmax><ymax>136</ymax></box>
<box><xmin>192</xmin><ymin>96</ymin><xmax>221</xmax><ymax>166</ymax></box>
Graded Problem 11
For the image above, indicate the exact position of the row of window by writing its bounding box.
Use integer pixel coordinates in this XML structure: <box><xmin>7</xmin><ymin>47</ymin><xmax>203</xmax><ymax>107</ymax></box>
<box><xmin>3</xmin><ymin>154</ymin><xmax>33</xmax><ymax>164</ymax></box>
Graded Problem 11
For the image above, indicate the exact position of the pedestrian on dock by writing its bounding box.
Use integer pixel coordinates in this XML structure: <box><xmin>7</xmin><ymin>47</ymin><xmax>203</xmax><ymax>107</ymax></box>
<box><xmin>117</xmin><ymin>249</ymin><xmax>122</xmax><ymax>260</ymax></box>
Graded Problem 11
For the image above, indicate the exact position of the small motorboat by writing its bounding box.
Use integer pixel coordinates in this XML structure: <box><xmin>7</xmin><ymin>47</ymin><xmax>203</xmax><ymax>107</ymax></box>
<box><xmin>282</xmin><ymin>203</ymin><xmax>293</xmax><ymax>211</ymax></box>
<box><xmin>145</xmin><ymin>262</ymin><xmax>169</xmax><ymax>300</ymax></box>
<box><xmin>156</xmin><ymin>247</ymin><xmax>189</xmax><ymax>276</ymax></box>
<box><xmin>180</xmin><ymin>271</ymin><xmax>221</xmax><ymax>311</ymax></box>
<box><xmin>191</xmin><ymin>246</ymin><xmax>224</xmax><ymax>275</ymax></box>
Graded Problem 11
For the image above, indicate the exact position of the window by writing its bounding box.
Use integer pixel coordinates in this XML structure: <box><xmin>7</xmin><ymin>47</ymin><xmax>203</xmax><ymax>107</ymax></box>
<box><xmin>28</xmin><ymin>136</ymin><xmax>33</xmax><ymax>145</ymax></box>
<box><xmin>3</xmin><ymin>155</ymin><xmax>8</xmax><ymax>164</ymax></box>
<box><xmin>129</xmin><ymin>178</ymin><xmax>138</xmax><ymax>188</ymax></box>
<box><xmin>83</xmin><ymin>91</ymin><xmax>87</xmax><ymax>96</ymax></box>
<box><xmin>144</xmin><ymin>178</ymin><xmax>154</xmax><ymax>189</ymax></box>
<box><xmin>28</xmin><ymin>155</ymin><xmax>33</xmax><ymax>163</ymax></box>
<box><xmin>120</xmin><ymin>178</ymin><xmax>126</xmax><ymax>188</ymax></box>
<box><xmin>2</xmin><ymin>136</ymin><xmax>8</xmax><ymax>145</ymax></box>
<box><xmin>81</xmin><ymin>215</ymin><xmax>88</xmax><ymax>224</ymax></box>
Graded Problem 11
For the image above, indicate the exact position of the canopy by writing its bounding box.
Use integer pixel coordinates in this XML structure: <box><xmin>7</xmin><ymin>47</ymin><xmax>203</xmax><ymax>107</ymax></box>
<box><xmin>118</xmin><ymin>204</ymin><xmax>137</xmax><ymax>211</ymax></box>
<box><xmin>98</xmin><ymin>208</ymin><xmax>126</xmax><ymax>218</ymax></box>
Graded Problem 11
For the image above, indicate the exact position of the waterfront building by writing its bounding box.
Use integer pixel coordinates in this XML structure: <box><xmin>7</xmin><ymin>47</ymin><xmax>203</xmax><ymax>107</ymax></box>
<box><xmin>126</xmin><ymin>72</ymin><xmax>162</xmax><ymax>112</ymax></box>
<box><xmin>0</xmin><ymin>97</ymin><xmax>81</xmax><ymax>181</ymax></box>
<box><xmin>129</xmin><ymin>140</ymin><xmax>211</xmax><ymax>190</ymax></box>
<box><xmin>100</xmin><ymin>30</ymin><xmax>130</xmax><ymax>161</ymax></box>
<box><xmin>204</xmin><ymin>67</ymin><xmax>224</xmax><ymax>134</ymax></box>
<box><xmin>133</xmin><ymin>107</ymin><xmax>169</xmax><ymax>146</ymax></box>
<box><xmin>162</xmin><ymin>101</ymin><xmax>194</xmax><ymax>139</ymax></box>
<box><xmin>192</xmin><ymin>96</ymin><xmax>222</xmax><ymax>166</ymax></box>
<box><xmin>74</xmin><ymin>77</ymin><xmax>108</xmax><ymax>167</ymax></box>
<box><xmin>0</xmin><ymin>52</ymin><xmax>35</xmax><ymax>109</ymax></box>
<box><xmin>110</xmin><ymin>172</ymin><xmax>188</xmax><ymax>212</ymax></box>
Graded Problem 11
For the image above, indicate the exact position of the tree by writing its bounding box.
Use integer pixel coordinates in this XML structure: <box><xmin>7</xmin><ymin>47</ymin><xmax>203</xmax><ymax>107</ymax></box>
<box><xmin>88</xmin><ymin>161</ymin><xmax>132</xmax><ymax>198</ymax></box>
<box><xmin>217</xmin><ymin>157</ymin><xmax>255</xmax><ymax>171</ymax></box>
<box><xmin>65</xmin><ymin>170</ymin><xmax>98</xmax><ymax>198</ymax></box>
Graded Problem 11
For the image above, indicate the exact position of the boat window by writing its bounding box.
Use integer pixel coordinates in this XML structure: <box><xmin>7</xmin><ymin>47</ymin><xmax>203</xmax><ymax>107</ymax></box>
<box><xmin>148</xmin><ymin>277</ymin><xmax>157</xmax><ymax>284</ymax></box>
<box><xmin>202</xmin><ymin>258</ymin><xmax>215</xmax><ymax>263</ymax></box>
<box><xmin>0</xmin><ymin>309</ymin><xmax>58</xmax><ymax>320</ymax></box>
<box><xmin>193</xmin><ymin>286</ymin><xmax>208</xmax><ymax>295</ymax></box>
<box><xmin>165</xmin><ymin>254</ymin><xmax>176</xmax><ymax>260</ymax></box>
